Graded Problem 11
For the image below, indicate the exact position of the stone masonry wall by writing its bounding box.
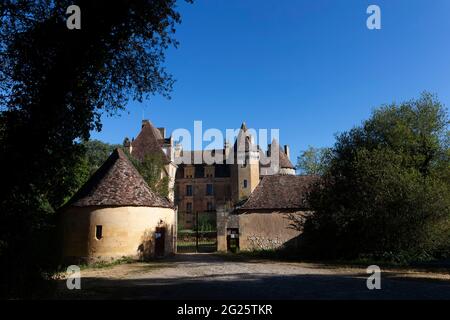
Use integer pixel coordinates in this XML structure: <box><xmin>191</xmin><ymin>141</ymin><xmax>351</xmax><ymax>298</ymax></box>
<box><xmin>238</xmin><ymin>211</ymin><xmax>304</xmax><ymax>251</ymax></box>
<box><xmin>217</xmin><ymin>207</ymin><xmax>305</xmax><ymax>252</ymax></box>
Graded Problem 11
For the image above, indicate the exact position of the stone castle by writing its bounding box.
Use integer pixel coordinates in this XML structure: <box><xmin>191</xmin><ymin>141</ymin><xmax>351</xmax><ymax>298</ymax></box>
<box><xmin>124</xmin><ymin>119</ymin><xmax>296</xmax><ymax>229</ymax></box>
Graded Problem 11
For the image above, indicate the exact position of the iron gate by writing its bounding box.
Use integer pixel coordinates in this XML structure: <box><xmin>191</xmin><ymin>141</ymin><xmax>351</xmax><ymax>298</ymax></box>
<box><xmin>177</xmin><ymin>212</ymin><xmax>217</xmax><ymax>253</ymax></box>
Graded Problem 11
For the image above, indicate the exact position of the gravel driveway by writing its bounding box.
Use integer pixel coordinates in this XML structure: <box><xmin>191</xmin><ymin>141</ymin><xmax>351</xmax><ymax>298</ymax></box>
<box><xmin>57</xmin><ymin>253</ymin><xmax>450</xmax><ymax>299</ymax></box>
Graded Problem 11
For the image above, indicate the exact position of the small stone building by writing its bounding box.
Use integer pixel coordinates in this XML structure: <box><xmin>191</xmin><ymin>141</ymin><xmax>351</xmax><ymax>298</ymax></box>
<box><xmin>59</xmin><ymin>148</ymin><xmax>176</xmax><ymax>264</ymax></box>
<box><xmin>217</xmin><ymin>175</ymin><xmax>317</xmax><ymax>252</ymax></box>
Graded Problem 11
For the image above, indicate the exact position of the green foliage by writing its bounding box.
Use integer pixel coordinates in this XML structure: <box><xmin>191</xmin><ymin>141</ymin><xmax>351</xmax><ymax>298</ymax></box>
<box><xmin>296</xmin><ymin>146</ymin><xmax>331</xmax><ymax>175</ymax></box>
<box><xmin>302</xmin><ymin>93</ymin><xmax>450</xmax><ymax>262</ymax></box>
<box><xmin>126</xmin><ymin>152</ymin><xmax>170</xmax><ymax>198</ymax></box>
<box><xmin>79</xmin><ymin>256</ymin><xmax>135</xmax><ymax>270</ymax></box>
<box><xmin>57</xmin><ymin>140</ymin><xmax>120</xmax><ymax>205</ymax></box>
<box><xmin>0</xmin><ymin>1</ymin><xmax>183</xmax><ymax>298</ymax></box>
<box><xmin>82</xmin><ymin>140</ymin><xmax>121</xmax><ymax>176</ymax></box>
<box><xmin>196</xmin><ymin>213</ymin><xmax>217</xmax><ymax>232</ymax></box>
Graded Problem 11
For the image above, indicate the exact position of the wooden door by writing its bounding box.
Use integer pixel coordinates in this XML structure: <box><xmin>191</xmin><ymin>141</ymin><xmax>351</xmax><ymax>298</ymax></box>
<box><xmin>155</xmin><ymin>227</ymin><xmax>165</xmax><ymax>257</ymax></box>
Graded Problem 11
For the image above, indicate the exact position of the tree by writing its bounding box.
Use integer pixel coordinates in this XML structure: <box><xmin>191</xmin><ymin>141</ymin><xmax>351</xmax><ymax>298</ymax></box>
<box><xmin>302</xmin><ymin>93</ymin><xmax>450</xmax><ymax>262</ymax></box>
<box><xmin>296</xmin><ymin>146</ymin><xmax>331</xmax><ymax>175</ymax></box>
<box><xmin>127</xmin><ymin>152</ymin><xmax>170</xmax><ymax>198</ymax></box>
<box><xmin>82</xmin><ymin>140</ymin><xmax>121</xmax><ymax>176</ymax></box>
<box><xmin>0</xmin><ymin>1</ymin><xmax>185</xmax><ymax>297</ymax></box>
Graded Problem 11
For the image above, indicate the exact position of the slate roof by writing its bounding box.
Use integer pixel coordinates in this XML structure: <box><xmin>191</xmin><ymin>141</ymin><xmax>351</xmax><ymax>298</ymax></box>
<box><xmin>130</xmin><ymin>120</ymin><xmax>170</xmax><ymax>164</ymax></box>
<box><xmin>238</xmin><ymin>175</ymin><xmax>318</xmax><ymax>211</ymax></box>
<box><xmin>67</xmin><ymin>148</ymin><xmax>173</xmax><ymax>208</ymax></box>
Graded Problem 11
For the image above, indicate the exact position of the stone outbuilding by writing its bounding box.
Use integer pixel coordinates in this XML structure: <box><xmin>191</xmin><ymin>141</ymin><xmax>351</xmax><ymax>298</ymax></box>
<box><xmin>217</xmin><ymin>175</ymin><xmax>317</xmax><ymax>252</ymax></box>
<box><xmin>59</xmin><ymin>148</ymin><xmax>176</xmax><ymax>264</ymax></box>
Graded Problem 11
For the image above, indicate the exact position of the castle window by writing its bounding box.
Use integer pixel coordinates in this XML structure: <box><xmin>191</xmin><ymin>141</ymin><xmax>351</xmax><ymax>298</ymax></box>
<box><xmin>186</xmin><ymin>202</ymin><xmax>193</xmax><ymax>213</ymax></box>
<box><xmin>95</xmin><ymin>225</ymin><xmax>103</xmax><ymax>240</ymax></box>
<box><xmin>186</xmin><ymin>185</ymin><xmax>193</xmax><ymax>196</ymax></box>
<box><xmin>205</xmin><ymin>166</ymin><xmax>215</xmax><ymax>178</ymax></box>
<box><xmin>184</xmin><ymin>166</ymin><xmax>195</xmax><ymax>179</ymax></box>
<box><xmin>206</xmin><ymin>184</ymin><xmax>213</xmax><ymax>196</ymax></box>
<box><xmin>207</xmin><ymin>202</ymin><xmax>214</xmax><ymax>211</ymax></box>
<box><xmin>243</xmin><ymin>179</ymin><xmax>248</xmax><ymax>188</ymax></box>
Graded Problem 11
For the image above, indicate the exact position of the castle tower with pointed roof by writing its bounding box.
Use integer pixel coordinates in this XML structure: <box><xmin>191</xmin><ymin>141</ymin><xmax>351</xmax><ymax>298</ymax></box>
<box><xmin>230</xmin><ymin>122</ymin><xmax>261</xmax><ymax>203</ymax></box>
<box><xmin>124</xmin><ymin>119</ymin><xmax>295</xmax><ymax>229</ymax></box>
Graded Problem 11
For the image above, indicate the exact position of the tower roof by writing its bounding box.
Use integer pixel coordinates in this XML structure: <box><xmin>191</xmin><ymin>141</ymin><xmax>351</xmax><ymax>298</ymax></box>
<box><xmin>67</xmin><ymin>148</ymin><xmax>173</xmax><ymax>208</ymax></box>
<box><xmin>233</xmin><ymin>122</ymin><xmax>253</xmax><ymax>153</ymax></box>
<box><xmin>272</xmin><ymin>139</ymin><xmax>295</xmax><ymax>169</ymax></box>
<box><xmin>130</xmin><ymin>120</ymin><xmax>170</xmax><ymax>163</ymax></box>
<box><xmin>260</xmin><ymin>139</ymin><xmax>295</xmax><ymax>169</ymax></box>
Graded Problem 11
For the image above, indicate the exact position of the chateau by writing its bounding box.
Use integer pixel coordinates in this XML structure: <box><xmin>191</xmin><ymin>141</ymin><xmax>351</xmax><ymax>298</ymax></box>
<box><xmin>60</xmin><ymin>118</ymin><xmax>311</xmax><ymax>262</ymax></box>
<box><xmin>124</xmin><ymin>120</ymin><xmax>296</xmax><ymax>229</ymax></box>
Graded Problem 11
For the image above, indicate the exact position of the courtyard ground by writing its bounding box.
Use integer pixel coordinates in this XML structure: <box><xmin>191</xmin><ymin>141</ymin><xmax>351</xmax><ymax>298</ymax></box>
<box><xmin>56</xmin><ymin>253</ymin><xmax>450</xmax><ymax>299</ymax></box>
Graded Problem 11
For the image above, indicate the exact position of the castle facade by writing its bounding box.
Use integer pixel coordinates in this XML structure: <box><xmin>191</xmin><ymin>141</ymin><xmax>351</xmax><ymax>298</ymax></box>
<box><xmin>124</xmin><ymin>120</ymin><xmax>296</xmax><ymax>229</ymax></box>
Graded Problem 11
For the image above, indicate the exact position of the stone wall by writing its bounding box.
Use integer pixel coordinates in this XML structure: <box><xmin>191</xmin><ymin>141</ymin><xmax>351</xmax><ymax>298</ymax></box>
<box><xmin>239</xmin><ymin>212</ymin><xmax>304</xmax><ymax>251</ymax></box>
<box><xmin>61</xmin><ymin>206</ymin><xmax>176</xmax><ymax>264</ymax></box>
<box><xmin>176</xmin><ymin>176</ymin><xmax>231</xmax><ymax>229</ymax></box>
<box><xmin>217</xmin><ymin>207</ymin><xmax>306</xmax><ymax>252</ymax></box>
<box><xmin>216</xmin><ymin>206</ymin><xmax>239</xmax><ymax>252</ymax></box>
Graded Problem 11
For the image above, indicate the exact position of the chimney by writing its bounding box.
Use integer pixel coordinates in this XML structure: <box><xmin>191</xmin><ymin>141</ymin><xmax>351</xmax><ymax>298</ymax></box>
<box><xmin>158</xmin><ymin>127</ymin><xmax>166</xmax><ymax>139</ymax></box>
<box><xmin>174</xmin><ymin>143</ymin><xmax>182</xmax><ymax>159</ymax></box>
<box><xmin>224</xmin><ymin>140</ymin><xmax>231</xmax><ymax>159</ymax></box>
<box><xmin>284</xmin><ymin>145</ymin><xmax>290</xmax><ymax>159</ymax></box>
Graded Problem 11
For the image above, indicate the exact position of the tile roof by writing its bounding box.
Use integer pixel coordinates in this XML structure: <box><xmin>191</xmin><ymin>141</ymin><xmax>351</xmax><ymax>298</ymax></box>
<box><xmin>130</xmin><ymin>120</ymin><xmax>170</xmax><ymax>164</ymax></box>
<box><xmin>238</xmin><ymin>175</ymin><xmax>319</xmax><ymax>211</ymax></box>
<box><xmin>67</xmin><ymin>148</ymin><xmax>173</xmax><ymax>208</ymax></box>
<box><xmin>260</xmin><ymin>139</ymin><xmax>295</xmax><ymax>169</ymax></box>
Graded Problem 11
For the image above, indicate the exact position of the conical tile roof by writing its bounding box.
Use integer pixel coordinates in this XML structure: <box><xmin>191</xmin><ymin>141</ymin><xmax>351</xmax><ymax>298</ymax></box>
<box><xmin>271</xmin><ymin>139</ymin><xmax>295</xmax><ymax>169</ymax></box>
<box><xmin>260</xmin><ymin>139</ymin><xmax>295</xmax><ymax>169</ymax></box>
<box><xmin>68</xmin><ymin>148</ymin><xmax>173</xmax><ymax>208</ymax></box>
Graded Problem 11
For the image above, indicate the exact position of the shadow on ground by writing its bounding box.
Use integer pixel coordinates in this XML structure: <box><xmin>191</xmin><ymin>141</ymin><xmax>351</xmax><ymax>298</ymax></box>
<box><xmin>55</xmin><ymin>254</ymin><xmax>450</xmax><ymax>300</ymax></box>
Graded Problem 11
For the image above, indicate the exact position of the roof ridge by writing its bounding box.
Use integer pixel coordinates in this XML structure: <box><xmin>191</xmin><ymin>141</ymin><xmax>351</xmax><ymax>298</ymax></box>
<box><xmin>131</xmin><ymin>120</ymin><xmax>170</xmax><ymax>163</ymax></box>
<box><xmin>67</xmin><ymin>148</ymin><xmax>173</xmax><ymax>208</ymax></box>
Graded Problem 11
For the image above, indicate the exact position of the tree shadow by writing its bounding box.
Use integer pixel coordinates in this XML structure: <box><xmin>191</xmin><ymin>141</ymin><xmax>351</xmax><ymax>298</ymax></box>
<box><xmin>54</xmin><ymin>268</ymin><xmax>450</xmax><ymax>300</ymax></box>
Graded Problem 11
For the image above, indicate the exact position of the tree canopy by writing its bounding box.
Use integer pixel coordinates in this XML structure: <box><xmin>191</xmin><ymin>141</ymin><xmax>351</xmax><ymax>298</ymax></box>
<box><xmin>302</xmin><ymin>93</ymin><xmax>450</xmax><ymax>263</ymax></box>
<box><xmin>126</xmin><ymin>152</ymin><xmax>170</xmax><ymax>198</ymax></box>
<box><xmin>296</xmin><ymin>146</ymin><xmax>331</xmax><ymax>175</ymax></box>
<box><xmin>0</xmin><ymin>0</ymin><xmax>185</xmax><ymax>298</ymax></box>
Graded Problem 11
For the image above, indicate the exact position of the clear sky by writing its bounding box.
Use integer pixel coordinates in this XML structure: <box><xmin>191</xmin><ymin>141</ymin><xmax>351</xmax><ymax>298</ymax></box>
<box><xmin>91</xmin><ymin>0</ymin><xmax>450</xmax><ymax>161</ymax></box>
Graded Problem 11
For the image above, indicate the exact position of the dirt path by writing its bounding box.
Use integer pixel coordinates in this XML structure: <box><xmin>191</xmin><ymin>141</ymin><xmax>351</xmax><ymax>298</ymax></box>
<box><xmin>56</xmin><ymin>253</ymin><xmax>450</xmax><ymax>299</ymax></box>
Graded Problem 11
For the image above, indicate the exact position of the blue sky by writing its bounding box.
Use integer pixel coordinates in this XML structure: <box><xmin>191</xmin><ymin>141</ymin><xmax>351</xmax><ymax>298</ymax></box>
<box><xmin>91</xmin><ymin>0</ymin><xmax>450</xmax><ymax>161</ymax></box>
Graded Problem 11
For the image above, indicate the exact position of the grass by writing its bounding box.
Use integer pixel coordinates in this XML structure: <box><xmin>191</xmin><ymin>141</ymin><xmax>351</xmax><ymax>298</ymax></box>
<box><xmin>177</xmin><ymin>241</ymin><xmax>216</xmax><ymax>247</ymax></box>
<box><xmin>79</xmin><ymin>256</ymin><xmax>136</xmax><ymax>270</ymax></box>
